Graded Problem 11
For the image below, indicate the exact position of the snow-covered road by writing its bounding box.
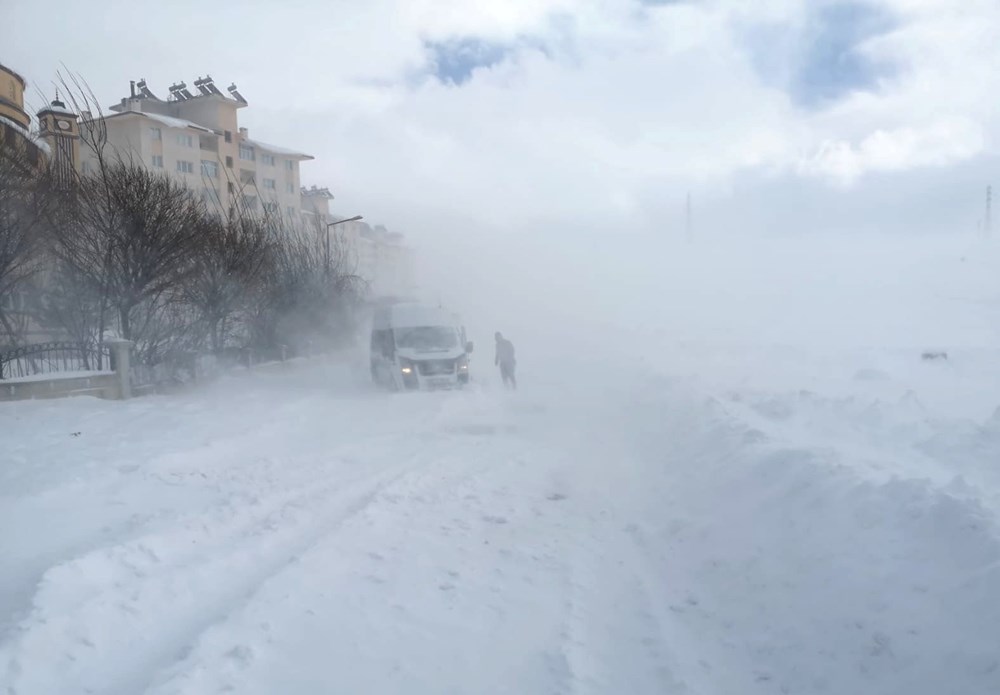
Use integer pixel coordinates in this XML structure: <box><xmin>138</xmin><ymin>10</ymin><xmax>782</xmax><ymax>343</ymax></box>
<box><xmin>3</xmin><ymin>349</ymin><xmax>1000</xmax><ymax>694</ymax></box>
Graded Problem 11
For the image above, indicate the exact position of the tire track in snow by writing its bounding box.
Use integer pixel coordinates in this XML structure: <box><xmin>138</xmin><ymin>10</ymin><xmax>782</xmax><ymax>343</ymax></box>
<box><xmin>142</xmin><ymin>430</ymin><xmax>575</xmax><ymax>694</ymax></box>
<box><xmin>129</xmin><ymin>421</ymin><xmax>528</xmax><ymax>695</ymax></box>
<box><xmin>0</xmin><ymin>448</ymin><xmax>424</xmax><ymax>695</ymax></box>
<box><xmin>554</xmin><ymin>511</ymin><xmax>687</xmax><ymax>695</ymax></box>
<box><xmin>0</xmin><ymin>395</ymin><xmax>395</xmax><ymax>640</ymax></box>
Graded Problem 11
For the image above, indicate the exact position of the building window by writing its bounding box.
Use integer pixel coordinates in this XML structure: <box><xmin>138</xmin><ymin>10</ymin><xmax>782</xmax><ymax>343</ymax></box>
<box><xmin>152</xmin><ymin>155</ymin><xmax>164</xmax><ymax>168</ymax></box>
<box><xmin>201</xmin><ymin>160</ymin><xmax>219</xmax><ymax>178</ymax></box>
<box><xmin>239</xmin><ymin>144</ymin><xmax>255</xmax><ymax>161</ymax></box>
<box><xmin>150</xmin><ymin>127</ymin><xmax>161</xmax><ymax>140</ymax></box>
<box><xmin>263</xmin><ymin>201</ymin><xmax>279</xmax><ymax>214</ymax></box>
<box><xmin>177</xmin><ymin>133</ymin><xmax>193</xmax><ymax>147</ymax></box>
<box><xmin>227</xmin><ymin>181</ymin><xmax>235</xmax><ymax>194</ymax></box>
<box><xmin>240</xmin><ymin>169</ymin><xmax>256</xmax><ymax>185</ymax></box>
<box><xmin>261</xmin><ymin>153</ymin><xmax>275</xmax><ymax>166</ymax></box>
<box><xmin>285</xmin><ymin>160</ymin><xmax>295</xmax><ymax>171</ymax></box>
<box><xmin>176</xmin><ymin>160</ymin><xmax>194</xmax><ymax>174</ymax></box>
<box><xmin>224</xmin><ymin>130</ymin><xmax>232</xmax><ymax>143</ymax></box>
<box><xmin>287</xmin><ymin>206</ymin><xmax>297</xmax><ymax>218</ymax></box>
<box><xmin>225</xmin><ymin>155</ymin><xmax>233</xmax><ymax>168</ymax></box>
<box><xmin>242</xmin><ymin>195</ymin><xmax>258</xmax><ymax>211</ymax></box>
<box><xmin>285</xmin><ymin>182</ymin><xmax>296</xmax><ymax>194</ymax></box>
<box><xmin>262</xmin><ymin>178</ymin><xmax>276</xmax><ymax>190</ymax></box>
<box><xmin>81</xmin><ymin>160</ymin><xmax>93</xmax><ymax>175</ymax></box>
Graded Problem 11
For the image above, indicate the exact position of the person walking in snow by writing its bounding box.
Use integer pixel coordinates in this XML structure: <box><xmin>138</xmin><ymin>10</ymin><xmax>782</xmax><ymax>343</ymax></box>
<box><xmin>494</xmin><ymin>332</ymin><xmax>517</xmax><ymax>390</ymax></box>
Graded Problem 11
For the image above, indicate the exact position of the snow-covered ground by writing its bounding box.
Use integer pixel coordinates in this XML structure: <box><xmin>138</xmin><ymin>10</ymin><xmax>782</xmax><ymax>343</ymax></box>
<box><xmin>2</xmin><ymin>235</ymin><xmax>1000</xmax><ymax>694</ymax></box>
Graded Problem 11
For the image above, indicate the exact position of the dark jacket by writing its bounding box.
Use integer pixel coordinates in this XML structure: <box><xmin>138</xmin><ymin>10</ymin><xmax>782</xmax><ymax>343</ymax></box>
<box><xmin>495</xmin><ymin>338</ymin><xmax>516</xmax><ymax>366</ymax></box>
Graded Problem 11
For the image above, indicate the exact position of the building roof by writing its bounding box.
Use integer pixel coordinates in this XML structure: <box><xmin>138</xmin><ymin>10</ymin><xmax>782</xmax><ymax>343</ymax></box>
<box><xmin>0</xmin><ymin>63</ymin><xmax>26</xmax><ymax>88</ymax></box>
<box><xmin>140</xmin><ymin>112</ymin><xmax>214</xmax><ymax>133</ymax></box>
<box><xmin>92</xmin><ymin>110</ymin><xmax>214</xmax><ymax>134</ymax></box>
<box><xmin>37</xmin><ymin>100</ymin><xmax>77</xmax><ymax>117</ymax></box>
<box><xmin>245</xmin><ymin>138</ymin><xmax>313</xmax><ymax>160</ymax></box>
<box><xmin>301</xmin><ymin>185</ymin><xmax>333</xmax><ymax>198</ymax></box>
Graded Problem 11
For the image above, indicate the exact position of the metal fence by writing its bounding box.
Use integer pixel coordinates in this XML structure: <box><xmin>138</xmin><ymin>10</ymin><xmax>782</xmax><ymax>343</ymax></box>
<box><xmin>126</xmin><ymin>346</ymin><xmax>295</xmax><ymax>392</ymax></box>
<box><xmin>128</xmin><ymin>352</ymin><xmax>225</xmax><ymax>393</ymax></box>
<box><xmin>0</xmin><ymin>341</ymin><xmax>113</xmax><ymax>380</ymax></box>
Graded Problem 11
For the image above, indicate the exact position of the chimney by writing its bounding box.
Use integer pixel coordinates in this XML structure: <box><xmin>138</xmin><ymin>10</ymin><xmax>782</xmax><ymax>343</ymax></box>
<box><xmin>130</xmin><ymin>80</ymin><xmax>136</xmax><ymax>98</ymax></box>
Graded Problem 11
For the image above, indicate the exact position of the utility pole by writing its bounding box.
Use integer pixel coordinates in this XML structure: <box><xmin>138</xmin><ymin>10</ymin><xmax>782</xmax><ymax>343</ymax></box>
<box><xmin>685</xmin><ymin>192</ymin><xmax>693</xmax><ymax>243</ymax></box>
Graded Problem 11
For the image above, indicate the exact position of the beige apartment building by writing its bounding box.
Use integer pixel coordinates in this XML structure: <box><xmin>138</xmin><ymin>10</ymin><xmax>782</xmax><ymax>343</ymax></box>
<box><xmin>80</xmin><ymin>77</ymin><xmax>311</xmax><ymax>219</ymax></box>
<box><xmin>68</xmin><ymin>73</ymin><xmax>416</xmax><ymax>298</ymax></box>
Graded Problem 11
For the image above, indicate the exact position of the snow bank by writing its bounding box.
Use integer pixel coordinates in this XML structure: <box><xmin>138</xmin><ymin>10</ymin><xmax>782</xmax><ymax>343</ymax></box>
<box><xmin>613</xmin><ymin>371</ymin><xmax>1000</xmax><ymax>694</ymax></box>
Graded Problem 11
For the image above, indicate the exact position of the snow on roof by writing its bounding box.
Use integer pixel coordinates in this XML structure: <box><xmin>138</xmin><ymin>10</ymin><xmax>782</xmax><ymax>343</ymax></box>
<box><xmin>245</xmin><ymin>138</ymin><xmax>313</xmax><ymax>160</ymax></box>
<box><xmin>0</xmin><ymin>114</ymin><xmax>50</xmax><ymax>155</ymax></box>
<box><xmin>0</xmin><ymin>114</ymin><xmax>31</xmax><ymax>139</ymax></box>
<box><xmin>140</xmin><ymin>112</ymin><xmax>213</xmax><ymax>133</ymax></box>
<box><xmin>38</xmin><ymin>102</ymin><xmax>77</xmax><ymax>117</ymax></box>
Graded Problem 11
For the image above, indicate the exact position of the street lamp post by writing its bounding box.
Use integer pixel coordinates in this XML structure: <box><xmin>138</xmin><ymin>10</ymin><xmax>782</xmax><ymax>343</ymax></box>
<box><xmin>325</xmin><ymin>215</ymin><xmax>363</xmax><ymax>274</ymax></box>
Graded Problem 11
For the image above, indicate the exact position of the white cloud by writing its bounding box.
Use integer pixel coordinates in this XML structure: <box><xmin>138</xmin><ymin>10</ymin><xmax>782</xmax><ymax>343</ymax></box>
<box><xmin>3</xmin><ymin>0</ymin><xmax>999</xmax><ymax>235</ymax></box>
<box><xmin>802</xmin><ymin>119</ymin><xmax>987</xmax><ymax>184</ymax></box>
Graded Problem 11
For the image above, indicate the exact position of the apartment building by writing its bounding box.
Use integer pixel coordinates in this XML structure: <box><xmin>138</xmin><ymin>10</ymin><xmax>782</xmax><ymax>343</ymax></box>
<box><xmin>0</xmin><ymin>62</ymin><xmax>31</xmax><ymax>139</ymax></box>
<box><xmin>299</xmin><ymin>186</ymin><xmax>415</xmax><ymax>297</ymax></box>
<box><xmin>1</xmin><ymin>62</ymin><xmax>81</xmax><ymax>178</ymax></box>
<box><xmin>75</xmin><ymin>75</ymin><xmax>419</xmax><ymax>297</ymax></box>
<box><xmin>79</xmin><ymin>77</ymin><xmax>312</xmax><ymax>217</ymax></box>
<box><xmin>341</xmin><ymin>220</ymin><xmax>416</xmax><ymax>298</ymax></box>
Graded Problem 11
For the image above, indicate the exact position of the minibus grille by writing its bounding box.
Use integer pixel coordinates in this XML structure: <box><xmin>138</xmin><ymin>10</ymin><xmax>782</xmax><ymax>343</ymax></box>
<box><xmin>418</xmin><ymin>359</ymin><xmax>455</xmax><ymax>376</ymax></box>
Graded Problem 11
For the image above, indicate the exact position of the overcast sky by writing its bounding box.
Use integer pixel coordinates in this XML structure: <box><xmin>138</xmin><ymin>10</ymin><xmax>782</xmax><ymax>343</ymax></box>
<box><xmin>4</xmin><ymin>0</ymin><xmax>1000</xmax><ymax>240</ymax></box>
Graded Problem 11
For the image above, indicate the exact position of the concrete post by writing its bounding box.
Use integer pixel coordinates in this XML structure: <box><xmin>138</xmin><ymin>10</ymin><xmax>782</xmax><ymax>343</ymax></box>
<box><xmin>108</xmin><ymin>339</ymin><xmax>132</xmax><ymax>399</ymax></box>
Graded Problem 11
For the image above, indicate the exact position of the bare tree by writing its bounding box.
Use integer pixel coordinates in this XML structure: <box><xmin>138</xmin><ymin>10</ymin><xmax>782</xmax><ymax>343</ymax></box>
<box><xmin>0</xmin><ymin>142</ymin><xmax>53</xmax><ymax>346</ymax></box>
<box><xmin>182</xmin><ymin>210</ymin><xmax>274</xmax><ymax>352</ymax></box>
<box><xmin>30</xmin><ymin>259</ymin><xmax>103</xmax><ymax>348</ymax></box>
<box><xmin>51</xmin><ymin>159</ymin><xmax>204</xmax><ymax>344</ymax></box>
<box><xmin>22</xmin><ymin>71</ymin><xmax>367</xmax><ymax>375</ymax></box>
<box><xmin>246</xmin><ymin>219</ymin><xmax>365</xmax><ymax>355</ymax></box>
